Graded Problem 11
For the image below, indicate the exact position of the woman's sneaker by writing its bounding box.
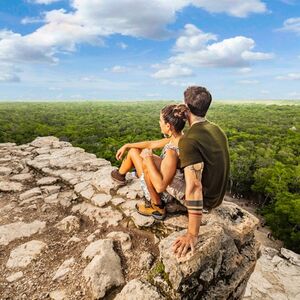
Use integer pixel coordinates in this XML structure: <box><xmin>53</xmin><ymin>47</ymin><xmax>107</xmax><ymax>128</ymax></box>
<box><xmin>111</xmin><ymin>169</ymin><xmax>126</xmax><ymax>185</ymax></box>
<box><xmin>136</xmin><ymin>200</ymin><xmax>166</xmax><ymax>221</ymax></box>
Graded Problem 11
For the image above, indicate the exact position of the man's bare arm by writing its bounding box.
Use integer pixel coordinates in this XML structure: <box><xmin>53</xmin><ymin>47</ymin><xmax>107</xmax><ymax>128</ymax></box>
<box><xmin>185</xmin><ymin>162</ymin><xmax>204</xmax><ymax>236</ymax></box>
<box><xmin>173</xmin><ymin>162</ymin><xmax>204</xmax><ymax>258</ymax></box>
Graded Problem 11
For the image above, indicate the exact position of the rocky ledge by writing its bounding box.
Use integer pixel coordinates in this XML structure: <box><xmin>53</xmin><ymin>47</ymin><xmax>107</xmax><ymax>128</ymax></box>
<box><xmin>0</xmin><ymin>136</ymin><xmax>299</xmax><ymax>300</ymax></box>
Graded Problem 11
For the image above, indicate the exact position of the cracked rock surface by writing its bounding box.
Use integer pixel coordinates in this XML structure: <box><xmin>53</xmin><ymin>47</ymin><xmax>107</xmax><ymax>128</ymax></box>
<box><xmin>1</xmin><ymin>137</ymin><xmax>298</xmax><ymax>299</ymax></box>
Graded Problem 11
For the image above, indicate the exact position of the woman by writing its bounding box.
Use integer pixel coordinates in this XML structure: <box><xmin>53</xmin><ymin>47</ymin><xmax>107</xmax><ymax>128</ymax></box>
<box><xmin>111</xmin><ymin>104</ymin><xmax>188</xmax><ymax>220</ymax></box>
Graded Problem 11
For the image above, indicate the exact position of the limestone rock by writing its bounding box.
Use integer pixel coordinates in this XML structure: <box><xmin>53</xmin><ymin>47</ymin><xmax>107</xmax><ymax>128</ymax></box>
<box><xmin>163</xmin><ymin>215</ymin><xmax>188</xmax><ymax>230</ymax></box>
<box><xmin>41</xmin><ymin>185</ymin><xmax>61</xmax><ymax>195</ymax></box>
<box><xmin>30</xmin><ymin>136</ymin><xmax>60</xmax><ymax>148</ymax></box>
<box><xmin>115</xmin><ymin>279</ymin><xmax>164</xmax><ymax>300</ymax></box>
<box><xmin>80</xmin><ymin>185</ymin><xmax>95</xmax><ymax>201</ymax></box>
<box><xmin>44</xmin><ymin>193</ymin><xmax>60</xmax><ymax>204</ymax></box>
<box><xmin>37</xmin><ymin>176</ymin><xmax>58</xmax><ymax>185</ymax></box>
<box><xmin>91</xmin><ymin>193</ymin><xmax>112</xmax><ymax>207</ymax></box>
<box><xmin>71</xmin><ymin>203</ymin><xmax>123</xmax><ymax>227</ymax></box>
<box><xmin>205</xmin><ymin>201</ymin><xmax>259</xmax><ymax>246</ymax></box>
<box><xmin>111</xmin><ymin>197</ymin><xmax>126</xmax><ymax>206</ymax></box>
<box><xmin>19</xmin><ymin>187</ymin><xmax>42</xmax><ymax>201</ymax></box>
<box><xmin>87</xmin><ymin>229</ymin><xmax>100</xmax><ymax>242</ymax></box>
<box><xmin>6</xmin><ymin>240</ymin><xmax>47</xmax><ymax>269</ymax></box>
<box><xmin>117</xmin><ymin>178</ymin><xmax>144</xmax><ymax>200</ymax></box>
<box><xmin>0</xmin><ymin>181</ymin><xmax>24</xmax><ymax>192</ymax></box>
<box><xmin>139</xmin><ymin>252</ymin><xmax>154</xmax><ymax>270</ymax></box>
<box><xmin>55</xmin><ymin>216</ymin><xmax>80</xmax><ymax>233</ymax></box>
<box><xmin>91</xmin><ymin>166</ymin><xmax>120</xmax><ymax>194</ymax></box>
<box><xmin>49</xmin><ymin>290</ymin><xmax>67</xmax><ymax>300</ymax></box>
<box><xmin>6</xmin><ymin>271</ymin><xmax>24</xmax><ymax>282</ymax></box>
<box><xmin>10</xmin><ymin>173</ymin><xmax>33</xmax><ymax>182</ymax></box>
<box><xmin>106</xmin><ymin>231</ymin><xmax>132</xmax><ymax>252</ymax></box>
<box><xmin>0</xmin><ymin>220</ymin><xmax>46</xmax><ymax>246</ymax></box>
<box><xmin>19</xmin><ymin>195</ymin><xmax>43</xmax><ymax>206</ymax></box>
<box><xmin>82</xmin><ymin>239</ymin><xmax>116</xmax><ymax>260</ymax></box>
<box><xmin>0</xmin><ymin>166</ymin><xmax>12</xmax><ymax>176</ymax></box>
<box><xmin>58</xmin><ymin>190</ymin><xmax>74</xmax><ymax>207</ymax></box>
<box><xmin>52</xmin><ymin>257</ymin><xmax>75</xmax><ymax>281</ymax></box>
<box><xmin>0</xmin><ymin>155</ymin><xmax>12</xmax><ymax>163</ymax></box>
<box><xmin>159</xmin><ymin>225</ymin><xmax>259</xmax><ymax>299</ymax></box>
<box><xmin>280</xmin><ymin>248</ymin><xmax>300</xmax><ymax>267</ymax></box>
<box><xmin>159</xmin><ymin>227</ymin><xmax>224</xmax><ymax>290</ymax></box>
<box><xmin>74</xmin><ymin>180</ymin><xmax>90</xmax><ymax>193</ymax></box>
<box><xmin>67</xmin><ymin>236</ymin><xmax>81</xmax><ymax>244</ymax></box>
<box><xmin>244</xmin><ymin>246</ymin><xmax>300</xmax><ymax>300</ymax></box>
<box><xmin>0</xmin><ymin>142</ymin><xmax>16</xmax><ymax>148</ymax></box>
<box><xmin>82</xmin><ymin>239</ymin><xmax>124</xmax><ymax>299</ymax></box>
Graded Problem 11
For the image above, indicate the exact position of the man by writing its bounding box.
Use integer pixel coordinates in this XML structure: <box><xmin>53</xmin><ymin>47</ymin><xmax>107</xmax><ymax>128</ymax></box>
<box><xmin>173</xmin><ymin>86</ymin><xmax>230</xmax><ymax>258</ymax></box>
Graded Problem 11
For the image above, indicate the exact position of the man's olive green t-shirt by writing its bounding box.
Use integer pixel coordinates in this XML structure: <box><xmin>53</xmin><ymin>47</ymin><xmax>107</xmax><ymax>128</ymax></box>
<box><xmin>178</xmin><ymin>120</ymin><xmax>230</xmax><ymax>209</ymax></box>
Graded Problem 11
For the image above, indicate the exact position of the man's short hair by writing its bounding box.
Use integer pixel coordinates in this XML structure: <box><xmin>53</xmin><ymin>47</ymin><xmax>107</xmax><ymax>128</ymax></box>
<box><xmin>184</xmin><ymin>86</ymin><xmax>212</xmax><ymax>117</ymax></box>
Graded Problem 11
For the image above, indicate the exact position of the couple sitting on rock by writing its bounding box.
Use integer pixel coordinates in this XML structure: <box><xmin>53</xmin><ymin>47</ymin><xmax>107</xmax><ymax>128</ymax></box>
<box><xmin>111</xmin><ymin>86</ymin><xmax>230</xmax><ymax>258</ymax></box>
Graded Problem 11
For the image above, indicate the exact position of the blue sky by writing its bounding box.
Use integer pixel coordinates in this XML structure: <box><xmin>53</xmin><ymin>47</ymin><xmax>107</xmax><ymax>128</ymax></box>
<box><xmin>0</xmin><ymin>0</ymin><xmax>299</xmax><ymax>101</ymax></box>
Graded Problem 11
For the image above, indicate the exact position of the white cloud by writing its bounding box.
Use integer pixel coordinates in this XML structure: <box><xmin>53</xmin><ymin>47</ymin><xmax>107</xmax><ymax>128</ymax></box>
<box><xmin>169</xmin><ymin>25</ymin><xmax>273</xmax><ymax>68</ymax></box>
<box><xmin>238</xmin><ymin>67</ymin><xmax>252</xmax><ymax>73</ymax></box>
<box><xmin>152</xmin><ymin>24</ymin><xmax>273</xmax><ymax>82</ymax></box>
<box><xmin>0</xmin><ymin>0</ymin><xmax>269</xmax><ymax>67</ymax></box>
<box><xmin>288</xmin><ymin>92</ymin><xmax>300</xmax><ymax>97</ymax></box>
<box><xmin>191</xmin><ymin>0</ymin><xmax>267</xmax><ymax>17</ymax></box>
<box><xmin>21</xmin><ymin>16</ymin><xmax>45</xmax><ymax>24</ymax></box>
<box><xmin>111</xmin><ymin>65</ymin><xmax>128</xmax><ymax>73</ymax></box>
<box><xmin>0</xmin><ymin>63</ymin><xmax>21</xmax><ymax>83</ymax></box>
<box><xmin>81</xmin><ymin>76</ymin><xmax>97</xmax><ymax>82</ymax></box>
<box><xmin>174</xmin><ymin>24</ymin><xmax>217</xmax><ymax>52</ymax></box>
<box><xmin>117</xmin><ymin>42</ymin><xmax>128</xmax><ymax>49</ymax></box>
<box><xmin>48</xmin><ymin>86</ymin><xmax>62</xmax><ymax>91</ymax></box>
<box><xmin>276</xmin><ymin>73</ymin><xmax>300</xmax><ymax>80</ymax></box>
<box><xmin>152</xmin><ymin>64</ymin><xmax>194</xmax><ymax>79</ymax></box>
<box><xmin>239</xmin><ymin>79</ymin><xmax>259</xmax><ymax>84</ymax></box>
<box><xmin>0</xmin><ymin>73</ymin><xmax>20</xmax><ymax>83</ymax></box>
<box><xmin>162</xmin><ymin>79</ymin><xmax>197</xmax><ymax>87</ymax></box>
<box><xmin>105</xmin><ymin>65</ymin><xmax>129</xmax><ymax>73</ymax></box>
<box><xmin>261</xmin><ymin>90</ymin><xmax>270</xmax><ymax>94</ymax></box>
<box><xmin>278</xmin><ymin>17</ymin><xmax>300</xmax><ymax>35</ymax></box>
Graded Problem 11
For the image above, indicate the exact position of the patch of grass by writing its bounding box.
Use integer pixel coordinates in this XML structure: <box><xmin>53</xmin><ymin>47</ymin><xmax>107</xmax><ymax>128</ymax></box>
<box><xmin>147</xmin><ymin>261</ymin><xmax>171</xmax><ymax>287</ymax></box>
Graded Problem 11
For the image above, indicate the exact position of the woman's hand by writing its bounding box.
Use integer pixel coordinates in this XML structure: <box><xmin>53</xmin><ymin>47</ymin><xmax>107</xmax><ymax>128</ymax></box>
<box><xmin>116</xmin><ymin>145</ymin><xmax>128</xmax><ymax>160</ymax></box>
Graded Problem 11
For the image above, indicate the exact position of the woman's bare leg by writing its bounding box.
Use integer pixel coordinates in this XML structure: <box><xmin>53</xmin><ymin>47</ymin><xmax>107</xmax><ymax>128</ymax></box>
<box><xmin>143</xmin><ymin>156</ymin><xmax>162</xmax><ymax>205</ymax></box>
<box><xmin>119</xmin><ymin>148</ymin><xmax>144</xmax><ymax>177</ymax></box>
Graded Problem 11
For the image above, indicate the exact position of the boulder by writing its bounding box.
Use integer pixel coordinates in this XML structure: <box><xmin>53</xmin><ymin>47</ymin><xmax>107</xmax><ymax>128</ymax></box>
<box><xmin>106</xmin><ymin>231</ymin><xmax>132</xmax><ymax>252</ymax></box>
<box><xmin>82</xmin><ymin>239</ymin><xmax>124</xmax><ymax>299</ymax></box>
<box><xmin>115</xmin><ymin>279</ymin><xmax>164</xmax><ymax>300</ymax></box>
<box><xmin>0</xmin><ymin>220</ymin><xmax>46</xmax><ymax>246</ymax></box>
<box><xmin>0</xmin><ymin>181</ymin><xmax>24</xmax><ymax>192</ymax></box>
<box><xmin>55</xmin><ymin>216</ymin><xmax>80</xmax><ymax>233</ymax></box>
<box><xmin>159</xmin><ymin>224</ymin><xmax>259</xmax><ymax>299</ymax></box>
<box><xmin>6</xmin><ymin>240</ymin><xmax>47</xmax><ymax>269</ymax></box>
<box><xmin>244</xmin><ymin>246</ymin><xmax>300</xmax><ymax>300</ymax></box>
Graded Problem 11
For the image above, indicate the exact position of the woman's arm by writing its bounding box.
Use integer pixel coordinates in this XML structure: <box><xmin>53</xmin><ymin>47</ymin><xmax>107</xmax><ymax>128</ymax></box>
<box><xmin>127</xmin><ymin>138</ymin><xmax>170</xmax><ymax>150</ymax></box>
<box><xmin>142</xmin><ymin>149</ymin><xmax>178</xmax><ymax>193</ymax></box>
<box><xmin>116</xmin><ymin>138</ymin><xmax>170</xmax><ymax>160</ymax></box>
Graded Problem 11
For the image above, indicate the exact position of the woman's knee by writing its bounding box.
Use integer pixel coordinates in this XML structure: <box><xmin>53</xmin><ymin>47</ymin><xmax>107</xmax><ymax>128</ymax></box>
<box><xmin>128</xmin><ymin>148</ymin><xmax>141</xmax><ymax>157</ymax></box>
